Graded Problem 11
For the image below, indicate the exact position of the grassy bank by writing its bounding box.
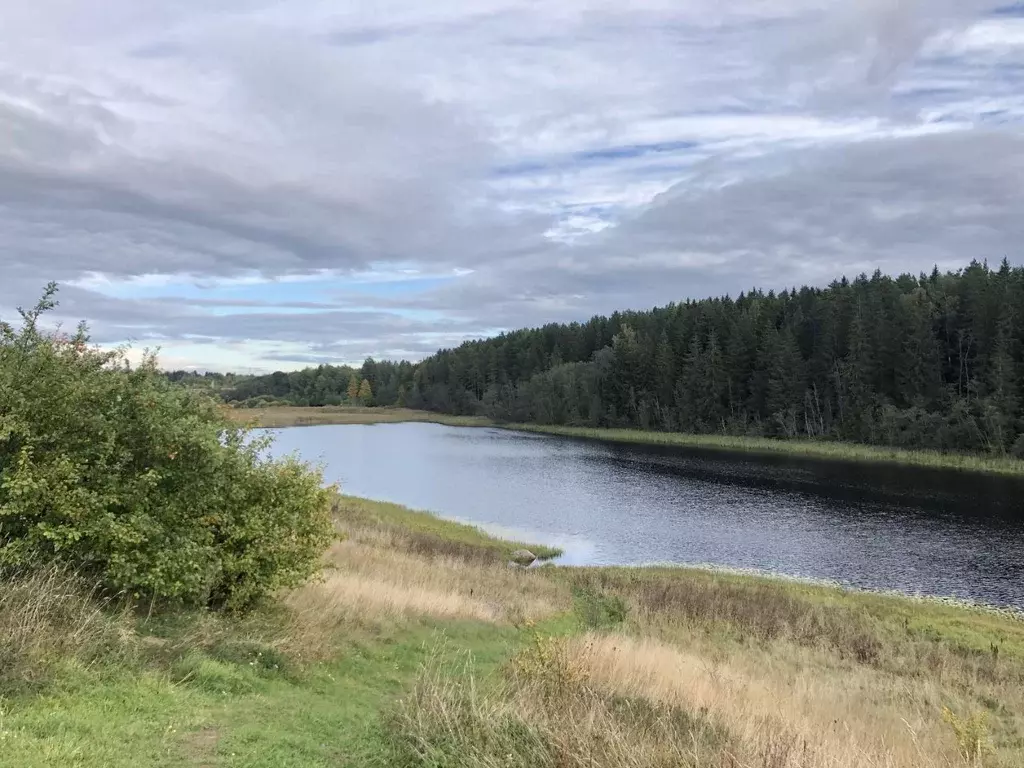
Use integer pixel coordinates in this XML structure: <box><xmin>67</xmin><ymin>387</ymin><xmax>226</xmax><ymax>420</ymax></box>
<box><xmin>222</xmin><ymin>405</ymin><xmax>491</xmax><ymax>429</ymax></box>
<box><xmin>4</xmin><ymin>495</ymin><xmax>1023</xmax><ymax>767</ymax></box>
<box><xmin>508</xmin><ymin>424</ymin><xmax>1024</xmax><ymax>477</ymax></box>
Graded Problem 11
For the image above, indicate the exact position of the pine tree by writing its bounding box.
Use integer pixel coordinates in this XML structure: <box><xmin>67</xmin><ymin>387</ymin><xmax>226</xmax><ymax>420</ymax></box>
<box><xmin>766</xmin><ymin>326</ymin><xmax>805</xmax><ymax>437</ymax></box>
<box><xmin>347</xmin><ymin>374</ymin><xmax>361</xmax><ymax>402</ymax></box>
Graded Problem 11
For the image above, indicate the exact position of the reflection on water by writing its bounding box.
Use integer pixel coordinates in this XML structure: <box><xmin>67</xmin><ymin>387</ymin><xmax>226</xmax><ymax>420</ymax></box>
<box><xmin>268</xmin><ymin>423</ymin><xmax>1024</xmax><ymax>608</ymax></box>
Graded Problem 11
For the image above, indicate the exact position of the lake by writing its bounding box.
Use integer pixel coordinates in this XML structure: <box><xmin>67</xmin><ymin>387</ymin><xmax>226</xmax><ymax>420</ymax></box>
<box><xmin>268</xmin><ymin>422</ymin><xmax>1024</xmax><ymax>608</ymax></box>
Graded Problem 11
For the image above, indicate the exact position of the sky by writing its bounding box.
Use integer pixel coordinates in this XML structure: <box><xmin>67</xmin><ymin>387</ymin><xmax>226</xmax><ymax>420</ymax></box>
<box><xmin>1</xmin><ymin>1</ymin><xmax>1023</xmax><ymax>372</ymax></box>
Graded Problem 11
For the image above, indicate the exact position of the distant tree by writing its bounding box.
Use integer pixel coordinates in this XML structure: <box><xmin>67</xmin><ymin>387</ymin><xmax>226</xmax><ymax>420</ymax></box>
<box><xmin>358</xmin><ymin>378</ymin><xmax>373</xmax><ymax>405</ymax></box>
<box><xmin>347</xmin><ymin>373</ymin><xmax>361</xmax><ymax>402</ymax></box>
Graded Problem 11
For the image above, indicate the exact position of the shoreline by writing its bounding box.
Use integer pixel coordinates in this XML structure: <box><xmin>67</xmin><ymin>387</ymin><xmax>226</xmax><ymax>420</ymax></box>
<box><xmin>347</xmin><ymin>495</ymin><xmax>1024</xmax><ymax>618</ymax></box>
<box><xmin>604</xmin><ymin>559</ymin><xmax>1024</xmax><ymax>621</ymax></box>
<box><xmin>230</xmin><ymin>405</ymin><xmax>1024</xmax><ymax>477</ymax></box>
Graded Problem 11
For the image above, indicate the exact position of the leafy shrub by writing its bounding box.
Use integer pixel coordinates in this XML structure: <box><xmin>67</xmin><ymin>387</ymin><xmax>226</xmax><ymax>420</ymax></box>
<box><xmin>941</xmin><ymin>706</ymin><xmax>991</xmax><ymax>764</ymax></box>
<box><xmin>571</xmin><ymin>585</ymin><xmax>628</xmax><ymax>630</ymax></box>
<box><xmin>0</xmin><ymin>286</ymin><xmax>334</xmax><ymax>611</ymax></box>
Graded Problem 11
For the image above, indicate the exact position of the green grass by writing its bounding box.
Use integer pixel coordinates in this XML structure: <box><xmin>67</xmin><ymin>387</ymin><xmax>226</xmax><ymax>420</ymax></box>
<box><xmin>557</xmin><ymin>563</ymin><xmax>1024</xmax><ymax>661</ymax></box>
<box><xmin>505</xmin><ymin>423</ymin><xmax>1024</xmax><ymax>477</ymax></box>
<box><xmin>0</xmin><ymin>620</ymin><xmax>519</xmax><ymax>768</ymax></box>
<box><xmin>334</xmin><ymin>495</ymin><xmax>563</xmax><ymax>561</ymax></box>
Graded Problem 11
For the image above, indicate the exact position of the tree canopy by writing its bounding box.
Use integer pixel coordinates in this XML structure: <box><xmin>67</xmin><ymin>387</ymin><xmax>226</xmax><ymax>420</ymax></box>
<box><xmin>406</xmin><ymin>260</ymin><xmax>1024</xmax><ymax>456</ymax></box>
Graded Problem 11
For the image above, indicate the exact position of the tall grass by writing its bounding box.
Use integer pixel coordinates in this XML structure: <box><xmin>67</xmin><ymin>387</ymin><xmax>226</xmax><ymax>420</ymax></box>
<box><xmin>5</xmin><ymin>495</ymin><xmax>1024</xmax><ymax>766</ymax></box>
<box><xmin>0</xmin><ymin>567</ymin><xmax>135</xmax><ymax>692</ymax></box>
<box><xmin>387</xmin><ymin>562</ymin><xmax>1024</xmax><ymax>767</ymax></box>
<box><xmin>389</xmin><ymin>642</ymin><xmax>732</xmax><ymax>768</ymax></box>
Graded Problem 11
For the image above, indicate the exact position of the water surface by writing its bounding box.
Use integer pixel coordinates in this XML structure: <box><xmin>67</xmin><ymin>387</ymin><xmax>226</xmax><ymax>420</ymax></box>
<box><xmin>268</xmin><ymin>423</ymin><xmax>1024</xmax><ymax>608</ymax></box>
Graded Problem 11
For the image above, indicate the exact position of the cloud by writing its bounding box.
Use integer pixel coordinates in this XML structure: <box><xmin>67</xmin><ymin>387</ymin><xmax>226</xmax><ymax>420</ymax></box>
<box><xmin>0</xmin><ymin>1</ymin><xmax>1020</xmax><ymax>369</ymax></box>
<box><xmin>381</xmin><ymin>129</ymin><xmax>1024</xmax><ymax>330</ymax></box>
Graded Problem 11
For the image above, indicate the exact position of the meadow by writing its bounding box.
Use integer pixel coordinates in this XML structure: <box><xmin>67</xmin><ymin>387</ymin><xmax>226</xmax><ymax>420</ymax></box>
<box><xmin>4</xmin><ymin>495</ymin><xmax>1022</xmax><ymax>767</ymax></box>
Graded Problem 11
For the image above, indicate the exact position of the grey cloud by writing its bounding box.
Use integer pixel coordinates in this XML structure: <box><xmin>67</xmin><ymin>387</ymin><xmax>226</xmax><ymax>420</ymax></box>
<box><xmin>0</xmin><ymin>21</ymin><xmax>553</xmax><ymax>285</ymax></box>
<box><xmin>388</xmin><ymin>129</ymin><xmax>1024</xmax><ymax>334</ymax></box>
<box><xmin>775</xmin><ymin>0</ymin><xmax>1006</xmax><ymax>109</ymax></box>
<box><xmin>1</xmin><ymin>1</ymin><xmax>1021</xmax><ymax>369</ymax></box>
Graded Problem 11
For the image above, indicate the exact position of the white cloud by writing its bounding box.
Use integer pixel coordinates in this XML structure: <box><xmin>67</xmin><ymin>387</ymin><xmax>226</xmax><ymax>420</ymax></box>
<box><xmin>0</xmin><ymin>0</ymin><xmax>1020</xmax><ymax>368</ymax></box>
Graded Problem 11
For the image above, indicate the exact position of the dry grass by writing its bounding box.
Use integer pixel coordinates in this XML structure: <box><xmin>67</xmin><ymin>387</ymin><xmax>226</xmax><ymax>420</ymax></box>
<box><xmin>277</xmin><ymin>497</ymin><xmax>571</xmax><ymax>659</ymax></box>
<box><xmin>286</xmin><ymin>538</ymin><xmax>568</xmax><ymax>628</ymax></box>
<box><xmin>574</xmin><ymin>632</ymin><xmax>963</xmax><ymax>767</ymax></box>
<box><xmin>0</xmin><ymin>567</ymin><xmax>136</xmax><ymax>692</ymax></box>
<box><xmin>222</xmin><ymin>405</ymin><xmax>491</xmax><ymax>429</ymax></box>
<box><xmin>391</xmin><ymin>643</ymin><xmax>731</xmax><ymax>768</ymax></box>
<box><xmin>564</xmin><ymin>568</ymin><xmax>1024</xmax><ymax>766</ymax></box>
<box><xmin>390</xmin><ymin>564</ymin><xmax>1024</xmax><ymax>768</ymax></box>
<box><xmin>6</xmin><ymin>495</ymin><xmax>1023</xmax><ymax>767</ymax></box>
<box><xmin>391</xmin><ymin>627</ymin><xmax>1018</xmax><ymax>768</ymax></box>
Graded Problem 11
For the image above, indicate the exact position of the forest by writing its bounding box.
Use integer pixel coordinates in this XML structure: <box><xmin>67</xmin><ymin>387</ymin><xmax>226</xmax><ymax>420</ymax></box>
<box><xmin>181</xmin><ymin>260</ymin><xmax>1024</xmax><ymax>457</ymax></box>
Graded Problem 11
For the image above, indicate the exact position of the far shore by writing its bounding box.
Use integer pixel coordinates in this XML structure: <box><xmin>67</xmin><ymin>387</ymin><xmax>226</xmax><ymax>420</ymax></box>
<box><xmin>223</xmin><ymin>405</ymin><xmax>491</xmax><ymax>429</ymax></box>
<box><xmin>226</xmin><ymin>405</ymin><xmax>1024</xmax><ymax>477</ymax></box>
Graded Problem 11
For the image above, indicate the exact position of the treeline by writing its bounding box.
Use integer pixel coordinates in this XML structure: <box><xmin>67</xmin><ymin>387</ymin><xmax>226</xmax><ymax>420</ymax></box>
<box><xmin>182</xmin><ymin>261</ymin><xmax>1024</xmax><ymax>457</ymax></box>
<box><xmin>168</xmin><ymin>359</ymin><xmax>416</xmax><ymax>409</ymax></box>
<box><xmin>409</xmin><ymin>260</ymin><xmax>1024</xmax><ymax>456</ymax></box>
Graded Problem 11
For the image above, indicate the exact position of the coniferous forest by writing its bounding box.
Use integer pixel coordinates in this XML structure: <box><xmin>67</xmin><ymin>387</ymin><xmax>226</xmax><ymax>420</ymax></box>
<box><xmin>186</xmin><ymin>261</ymin><xmax>1024</xmax><ymax>457</ymax></box>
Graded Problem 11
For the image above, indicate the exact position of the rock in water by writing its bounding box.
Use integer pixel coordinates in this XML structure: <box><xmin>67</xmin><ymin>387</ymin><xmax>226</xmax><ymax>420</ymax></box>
<box><xmin>509</xmin><ymin>549</ymin><xmax>537</xmax><ymax>566</ymax></box>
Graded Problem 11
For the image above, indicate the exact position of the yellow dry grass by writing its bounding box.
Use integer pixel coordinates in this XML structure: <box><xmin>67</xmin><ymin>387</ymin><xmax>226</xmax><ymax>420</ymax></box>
<box><xmin>278</xmin><ymin>504</ymin><xmax>572</xmax><ymax>661</ymax></box>
<box><xmin>382</xmin><ymin>523</ymin><xmax>1024</xmax><ymax>767</ymax></box>
<box><xmin>573</xmin><ymin>632</ymin><xmax>960</xmax><ymax>768</ymax></box>
<box><xmin>397</xmin><ymin>624</ymin><xmax>1014</xmax><ymax>768</ymax></box>
<box><xmin>222</xmin><ymin>405</ymin><xmax>491</xmax><ymax>429</ymax></box>
<box><xmin>287</xmin><ymin>539</ymin><xmax>567</xmax><ymax>627</ymax></box>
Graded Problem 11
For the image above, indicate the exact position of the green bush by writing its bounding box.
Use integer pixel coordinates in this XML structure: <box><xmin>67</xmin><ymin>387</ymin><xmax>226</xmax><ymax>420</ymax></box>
<box><xmin>0</xmin><ymin>285</ymin><xmax>334</xmax><ymax>611</ymax></box>
<box><xmin>571</xmin><ymin>585</ymin><xmax>628</xmax><ymax>630</ymax></box>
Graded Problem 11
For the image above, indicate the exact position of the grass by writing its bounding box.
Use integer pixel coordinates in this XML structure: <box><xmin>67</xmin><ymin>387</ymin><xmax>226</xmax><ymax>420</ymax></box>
<box><xmin>4</xmin><ymin>496</ymin><xmax>1024</xmax><ymax>767</ymax></box>
<box><xmin>224</xmin><ymin>405</ymin><xmax>1024</xmax><ymax>476</ymax></box>
<box><xmin>332</xmin><ymin>495</ymin><xmax>562</xmax><ymax>562</ymax></box>
<box><xmin>222</xmin><ymin>405</ymin><xmax>491</xmax><ymax>429</ymax></box>
<box><xmin>506</xmin><ymin>423</ymin><xmax>1024</xmax><ymax>477</ymax></box>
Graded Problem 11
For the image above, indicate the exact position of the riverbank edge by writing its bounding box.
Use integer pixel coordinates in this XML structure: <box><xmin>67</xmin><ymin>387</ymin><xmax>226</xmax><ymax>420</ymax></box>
<box><xmin>232</xmin><ymin>405</ymin><xmax>1024</xmax><ymax>477</ymax></box>
<box><xmin>505</xmin><ymin>423</ymin><xmax>1024</xmax><ymax>477</ymax></box>
<box><xmin>357</xmin><ymin>494</ymin><xmax>1024</xmax><ymax>622</ymax></box>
